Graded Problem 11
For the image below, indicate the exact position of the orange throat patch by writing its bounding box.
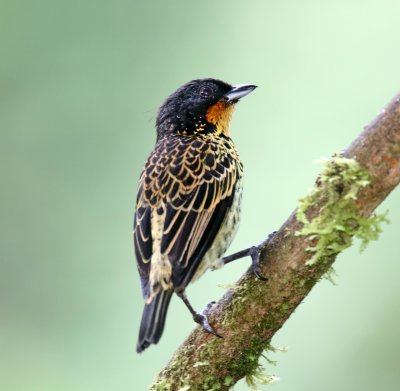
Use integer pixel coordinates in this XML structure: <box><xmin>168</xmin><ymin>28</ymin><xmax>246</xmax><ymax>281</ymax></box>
<box><xmin>205</xmin><ymin>101</ymin><xmax>235</xmax><ymax>137</ymax></box>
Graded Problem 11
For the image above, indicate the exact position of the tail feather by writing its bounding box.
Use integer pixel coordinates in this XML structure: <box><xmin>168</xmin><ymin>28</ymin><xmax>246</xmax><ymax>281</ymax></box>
<box><xmin>136</xmin><ymin>290</ymin><xmax>173</xmax><ymax>353</ymax></box>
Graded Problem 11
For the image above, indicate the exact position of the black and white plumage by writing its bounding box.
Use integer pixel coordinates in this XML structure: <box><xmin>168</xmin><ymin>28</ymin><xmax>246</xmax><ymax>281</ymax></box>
<box><xmin>133</xmin><ymin>79</ymin><xmax>256</xmax><ymax>352</ymax></box>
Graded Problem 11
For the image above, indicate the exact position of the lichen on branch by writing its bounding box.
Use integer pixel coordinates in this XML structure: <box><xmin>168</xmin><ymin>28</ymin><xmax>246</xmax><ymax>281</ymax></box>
<box><xmin>296</xmin><ymin>155</ymin><xmax>388</xmax><ymax>266</ymax></box>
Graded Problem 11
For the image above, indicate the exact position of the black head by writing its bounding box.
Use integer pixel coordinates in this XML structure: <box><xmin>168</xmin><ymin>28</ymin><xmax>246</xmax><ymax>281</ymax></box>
<box><xmin>156</xmin><ymin>78</ymin><xmax>256</xmax><ymax>139</ymax></box>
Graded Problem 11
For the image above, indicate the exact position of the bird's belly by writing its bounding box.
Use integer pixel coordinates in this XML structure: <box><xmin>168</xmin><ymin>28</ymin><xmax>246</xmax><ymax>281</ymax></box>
<box><xmin>190</xmin><ymin>182</ymin><xmax>243</xmax><ymax>282</ymax></box>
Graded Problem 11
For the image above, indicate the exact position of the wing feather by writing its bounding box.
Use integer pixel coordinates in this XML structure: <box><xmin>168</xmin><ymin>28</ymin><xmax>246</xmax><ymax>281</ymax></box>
<box><xmin>134</xmin><ymin>135</ymin><xmax>241</xmax><ymax>299</ymax></box>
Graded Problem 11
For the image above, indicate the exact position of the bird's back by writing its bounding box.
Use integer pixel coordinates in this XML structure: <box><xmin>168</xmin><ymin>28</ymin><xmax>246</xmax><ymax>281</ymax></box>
<box><xmin>134</xmin><ymin>133</ymin><xmax>243</xmax><ymax>302</ymax></box>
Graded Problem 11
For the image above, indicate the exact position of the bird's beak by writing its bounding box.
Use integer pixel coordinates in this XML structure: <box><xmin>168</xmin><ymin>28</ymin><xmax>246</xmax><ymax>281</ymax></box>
<box><xmin>223</xmin><ymin>84</ymin><xmax>257</xmax><ymax>103</ymax></box>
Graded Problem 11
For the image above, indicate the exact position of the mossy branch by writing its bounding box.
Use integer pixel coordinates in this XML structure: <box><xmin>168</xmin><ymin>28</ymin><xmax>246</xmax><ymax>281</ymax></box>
<box><xmin>149</xmin><ymin>93</ymin><xmax>400</xmax><ymax>391</ymax></box>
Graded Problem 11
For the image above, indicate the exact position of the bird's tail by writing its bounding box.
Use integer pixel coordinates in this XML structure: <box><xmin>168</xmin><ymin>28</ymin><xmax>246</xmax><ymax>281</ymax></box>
<box><xmin>136</xmin><ymin>289</ymin><xmax>173</xmax><ymax>353</ymax></box>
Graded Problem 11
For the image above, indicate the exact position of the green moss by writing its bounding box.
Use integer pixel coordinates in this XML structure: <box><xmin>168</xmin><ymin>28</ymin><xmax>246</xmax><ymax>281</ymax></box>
<box><xmin>245</xmin><ymin>364</ymin><xmax>279</xmax><ymax>391</ymax></box>
<box><xmin>296</xmin><ymin>155</ymin><xmax>388</xmax><ymax>266</ymax></box>
<box><xmin>221</xmin><ymin>282</ymin><xmax>250</xmax><ymax>326</ymax></box>
<box><xmin>149</xmin><ymin>344</ymin><xmax>198</xmax><ymax>390</ymax></box>
<box><xmin>151</xmin><ymin>319</ymin><xmax>286</xmax><ymax>390</ymax></box>
<box><xmin>192</xmin><ymin>361</ymin><xmax>209</xmax><ymax>369</ymax></box>
<box><xmin>280</xmin><ymin>303</ymin><xmax>289</xmax><ymax>312</ymax></box>
<box><xmin>244</xmin><ymin>344</ymin><xmax>289</xmax><ymax>390</ymax></box>
<box><xmin>217</xmin><ymin>278</ymin><xmax>291</xmax><ymax>388</ymax></box>
<box><xmin>152</xmin><ymin>379</ymin><xmax>173</xmax><ymax>391</ymax></box>
<box><xmin>172</xmin><ymin>340</ymin><xmax>237</xmax><ymax>390</ymax></box>
<box><xmin>223</xmin><ymin>376</ymin><xmax>234</xmax><ymax>386</ymax></box>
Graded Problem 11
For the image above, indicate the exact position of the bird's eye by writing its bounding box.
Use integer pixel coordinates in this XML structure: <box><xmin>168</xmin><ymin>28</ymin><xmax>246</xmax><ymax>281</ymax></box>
<box><xmin>200</xmin><ymin>86</ymin><xmax>213</xmax><ymax>98</ymax></box>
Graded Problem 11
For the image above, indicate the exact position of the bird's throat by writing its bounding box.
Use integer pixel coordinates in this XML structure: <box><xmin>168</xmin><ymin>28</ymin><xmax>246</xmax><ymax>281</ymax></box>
<box><xmin>205</xmin><ymin>101</ymin><xmax>235</xmax><ymax>137</ymax></box>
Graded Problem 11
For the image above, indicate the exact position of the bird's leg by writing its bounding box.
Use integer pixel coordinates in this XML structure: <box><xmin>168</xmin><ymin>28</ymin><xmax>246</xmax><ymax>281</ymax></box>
<box><xmin>222</xmin><ymin>231</ymin><xmax>277</xmax><ymax>280</ymax></box>
<box><xmin>176</xmin><ymin>290</ymin><xmax>222</xmax><ymax>338</ymax></box>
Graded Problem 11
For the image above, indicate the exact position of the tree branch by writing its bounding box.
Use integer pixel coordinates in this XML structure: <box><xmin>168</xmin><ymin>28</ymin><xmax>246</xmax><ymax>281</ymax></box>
<box><xmin>149</xmin><ymin>93</ymin><xmax>400</xmax><ymax>391</ymax></box>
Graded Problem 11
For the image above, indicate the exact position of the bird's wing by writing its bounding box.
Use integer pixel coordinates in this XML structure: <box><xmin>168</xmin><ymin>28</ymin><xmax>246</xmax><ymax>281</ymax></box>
<box><xmin>134</xmin><ymin>136</ymin><xmax>240</xmax><ymax>298</ymax></box>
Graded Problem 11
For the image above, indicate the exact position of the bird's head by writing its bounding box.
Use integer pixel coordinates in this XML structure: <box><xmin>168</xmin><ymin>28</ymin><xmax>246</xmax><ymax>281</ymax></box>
<box><xmin>156</xmin><ymin>78</ymin><xmax>256</xmax><ymax>139</ymax></box>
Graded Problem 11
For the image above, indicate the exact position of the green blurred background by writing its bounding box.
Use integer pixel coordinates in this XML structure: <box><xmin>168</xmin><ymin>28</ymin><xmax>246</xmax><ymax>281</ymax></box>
<box><xmin>1</xmin><ymin>1</ymin><xmax>400</xmax><ymax>390</ymax></box>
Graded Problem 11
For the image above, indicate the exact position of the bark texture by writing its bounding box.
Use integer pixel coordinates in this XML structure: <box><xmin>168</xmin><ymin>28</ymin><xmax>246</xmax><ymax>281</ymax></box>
<box><xmin>149</xmin><ymin>93</ymin><xmax>400</xmax><ymax>391</ymax></box>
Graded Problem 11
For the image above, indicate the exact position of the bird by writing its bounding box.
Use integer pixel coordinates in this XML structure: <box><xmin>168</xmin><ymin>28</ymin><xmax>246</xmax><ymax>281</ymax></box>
<box><xmin>134</xmin><ymin>78</ymin><xmax>257</xmax><ymax>353</ymax></box>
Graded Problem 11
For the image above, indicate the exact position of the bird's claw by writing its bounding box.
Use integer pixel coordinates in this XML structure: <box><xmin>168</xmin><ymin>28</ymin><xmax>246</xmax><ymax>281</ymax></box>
<box><xmin>249</xmin><ymin>245</ymin><xmax>267</xmax><ymax>280</ymax></box>
<box><xmin>193</xmin><ymin>301</ymin><xmax>222</xmax><ymax>338</ymax></box>
<box><xmin>250</xmin><ymin>231</ymin><xmax>277</xmax><ymax>281</ymax></box>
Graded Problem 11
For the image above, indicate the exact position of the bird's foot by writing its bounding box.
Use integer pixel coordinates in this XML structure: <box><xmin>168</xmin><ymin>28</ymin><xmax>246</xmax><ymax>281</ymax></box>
<box><xmin>193</xmin><ymin>301</ymin><xmax>222</xmax><ymax>338</ymax></box>
<box><xmin>250</xmin><ymin>231</ymin><xmax>277</xmax><ymax>280</ymax></box>
<box><xmin>222</xmin><ymin>231</ymin><xmax>277</xmax><ymax>280</ymax></box>
<box><xmin>248</xmin><ymin>245</ymin><xmax>266</xmax><ymax>280</ymax></box>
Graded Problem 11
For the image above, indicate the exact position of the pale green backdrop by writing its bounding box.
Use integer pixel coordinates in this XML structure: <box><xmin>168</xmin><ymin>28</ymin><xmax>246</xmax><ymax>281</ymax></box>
<box><xmin>1</xmin><ymin>1</ymin><xmax>400</xmax><ymax>390</ymax></box>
